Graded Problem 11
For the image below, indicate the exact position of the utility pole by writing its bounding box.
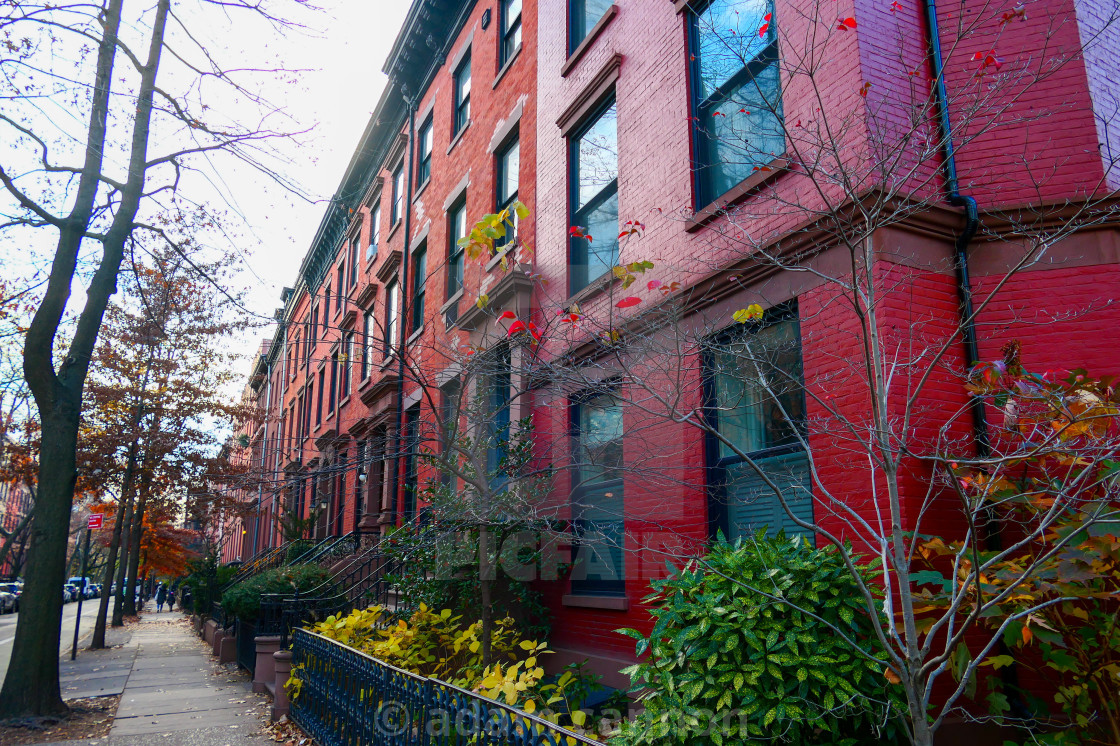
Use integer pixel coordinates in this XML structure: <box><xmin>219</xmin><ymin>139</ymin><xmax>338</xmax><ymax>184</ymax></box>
<box><xmin>71</xmin><ymin>513</ymin><xmax>101</xmax><ymax>660</ymax></box>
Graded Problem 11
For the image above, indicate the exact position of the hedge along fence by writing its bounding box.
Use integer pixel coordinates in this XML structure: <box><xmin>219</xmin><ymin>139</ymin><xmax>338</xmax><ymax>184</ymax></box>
<box><xmin>289</xmin><ymin>629</ymin><xmax>601</xmax><ymax>746</ymax></box>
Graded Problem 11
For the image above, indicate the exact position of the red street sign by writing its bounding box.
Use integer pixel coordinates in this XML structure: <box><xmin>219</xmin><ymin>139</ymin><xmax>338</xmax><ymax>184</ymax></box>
<box><xmin>87</xmin><ymin>514</ymin><xmax>103</xmax><ymax>530</ymax></box>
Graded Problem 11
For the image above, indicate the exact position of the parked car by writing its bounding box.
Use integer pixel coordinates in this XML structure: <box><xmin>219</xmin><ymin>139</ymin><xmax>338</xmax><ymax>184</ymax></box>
<box><xmin>63</xmin><ymin>584</ymin><xmax>79</xmax><ymax>603</ymax></box>
<box><xmin>0</xmin><ymin>591</ymin><xmax>15</xmax><ymax>614</ymax></box>
<box><xmin>0</xmin><ymin>583</ymin><xmax>20</xmax><ymax>612</ymax></box>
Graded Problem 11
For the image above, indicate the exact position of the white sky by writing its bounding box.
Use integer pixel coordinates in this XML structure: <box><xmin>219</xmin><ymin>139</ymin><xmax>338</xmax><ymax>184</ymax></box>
<box><xmin>229</xmin><ymin>1</ymin><xmax>411</xmax><ymax>345</ymax></box>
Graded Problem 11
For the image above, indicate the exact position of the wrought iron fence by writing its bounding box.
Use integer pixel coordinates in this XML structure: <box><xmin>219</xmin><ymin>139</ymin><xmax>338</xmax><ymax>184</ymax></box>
<box><xmin>290</xmin><ymin>629</ymin><xmax>601</xmax><ymax>746</ymax></box>
<box><xmin>236</xmin><ymin>618</ymin><xmax>257</xmax><ymax>675</ymax></box>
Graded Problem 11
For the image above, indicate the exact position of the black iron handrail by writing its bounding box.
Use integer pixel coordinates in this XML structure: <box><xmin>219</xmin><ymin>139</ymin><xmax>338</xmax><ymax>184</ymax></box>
<box><xmin>290</xmin><ymin>629</ymin><xmax>601</xmax><ymax>746</ymax></box>
<box><xmin>222</xmin><ymin>544</ymin><xmax>288</xmax><ymax>591</ymax></box>
<box><xmin>296</xmin><ymin>530</ymin><xmax>362</xmax><ymax>566</ymax></box>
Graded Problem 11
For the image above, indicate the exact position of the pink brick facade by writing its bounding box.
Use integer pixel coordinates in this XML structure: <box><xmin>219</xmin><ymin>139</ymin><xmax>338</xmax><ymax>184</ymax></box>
<box><xmin>231</xmin><ymin>0</ymin><xmax>1120</xmax><ymax>700</ymax></box>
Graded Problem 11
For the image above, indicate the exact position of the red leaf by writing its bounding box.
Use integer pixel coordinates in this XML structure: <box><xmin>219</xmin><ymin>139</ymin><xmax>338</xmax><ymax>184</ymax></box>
<box><xmin>837</xmin><ymin>16</ymin><xmax>857</xmax><ymax>29</ymax></box>
<box><xmin>616</xmin><ymin>297</ymin><xmax>641</xmax><ymax>309</ymax></box>
<box><xmin>507</xmin><ymin>320</ymin><xmax>527</xmax><ymax>336</ymax></box>
<box><xmin>528</xmin><ymin>322</ymin><xmax>542</xmax><ymax>342</ymax></box>
<box><xmin>498</xmin><ymin>310</ymin><xmax>517</xmax><ymax>321</ymax></box>
<box><xmin>647</xmin><ymin>280</ymin><xmax>662</xmax><ymax>290</ymax></box>
<box><xmin>560</xmin><ymin>313</ymin><xmax>580</xmax><ymax>324</ymax></box>
<box><xmin>758</xmin><ymin>21</ymin><xmax>770</xmax><ymax>37</ymax></box>
<box><xmin>890</xmin><ymin>0</ymin><xmax>903</xmax><ymax>10</ymax></box>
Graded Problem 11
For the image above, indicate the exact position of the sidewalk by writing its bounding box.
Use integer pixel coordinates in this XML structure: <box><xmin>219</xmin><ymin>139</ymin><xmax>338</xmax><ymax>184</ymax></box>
<box><xmin>51</xmin><ymin>614</ymin><xmax>271</xmax><ymax>745</ymax></box>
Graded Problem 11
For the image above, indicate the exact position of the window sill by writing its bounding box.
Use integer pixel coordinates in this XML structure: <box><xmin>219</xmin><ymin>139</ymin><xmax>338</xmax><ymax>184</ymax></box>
<box><xmin>446</xmin><ymin>121</ymin><xmax>471</xmax><ymax>155</ymax></box>
<box><xmin>413</xmin><ymin>178</ymin><xmax>430</xmax><ymax>204</ymax></box>
<box><xmin>406</xmin><ymin>326</ymin><xmax>424</xmax><ymax>345</ymax></box>
<box><xmin>565</xmin><ymin>270</ymin><xmax>614</xmax><ymax>308</ymax></box>
<box><xmin>492</xmin><ymin>44</ymin><xmax>522</xmax><ymax>90</ymax></box>
<box><xmin>562</xmin><ymin>5</ymin><xmax>619</xmax><ymax>78</ymax></box>
<box><xmin>562</xmin><ymin>594</ymin><xmax>628</xmax><ymax>611</ymax></box>
<box><xmin>379</xmin><ymin>354</ymin><xmax>396</xmax><ymax>371</ymax></box>
<box><xmin>484</xmin><ymin>244</ymin><xmax>518</xmax><ymax>272</ymax></box>
<box><xmin>686</xmin><ymin>156</ymin><xmax>789</xmax><ymax>233</ymax></box>
<box><xmin>385</xmin><ymin>219</ymin><xmax>403</xmax><ymax>245</ymax></box>
<box><xmin>339</xmin><ymin>395</ymin><xmax>350</xmax><ymax>409</ymax></box>
<box><xmin>440</xmin><ymin>288</ymin><xmax>464</xmax><ymax>315</ymax></box>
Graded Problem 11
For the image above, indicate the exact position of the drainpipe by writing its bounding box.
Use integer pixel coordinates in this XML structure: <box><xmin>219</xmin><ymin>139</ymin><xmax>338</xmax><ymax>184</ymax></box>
<box><xmin>254</xmin><ymin>352</ymin><xmax>273</xmax><ymax>559</ymax></box>
<box><xmin>921</xmin><ymin>0</ymin><xmax>988</xmax><ymax>458</ymax></box>
<box><xmin>388</xmin><ymin>91</ymin><xmax>418</xmax><ymax>530</ymax></box>
<box><xmin>923</xmin><ymin>0</ymin><xmax>1032</xmax><ymax>719</ymax></box>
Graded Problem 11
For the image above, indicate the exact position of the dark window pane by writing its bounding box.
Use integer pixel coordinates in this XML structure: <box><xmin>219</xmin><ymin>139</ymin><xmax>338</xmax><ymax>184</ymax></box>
<box><xmin>498</xmin><ymin>138</ymin><xmax>520</xmax><ymax>207</ymax></box>
<box><xmin>697</xmin><ymin>0</ymin><xmax>772</xmax><ymax>98</ymax></box>
<box><xmin>725</xmin><ymin>450</ymin><xmax>812</xmax><ymax>537</ymax></box>
<box><xmin>570</xmin><ymin>0</ymin><xmax>613</xmax><ymax>51</ymax></box>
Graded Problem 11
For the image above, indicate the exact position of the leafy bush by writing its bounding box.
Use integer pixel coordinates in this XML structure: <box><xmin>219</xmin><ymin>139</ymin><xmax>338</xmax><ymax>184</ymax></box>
<box><xmin>300</xmin><ymin>604</ymin><xmax>617</xmax><ymax>735</ymax></box>
<box><xmin>221</xmin><ymin>563</ymin><xmax>333</xmax><ymax>622</ymax></box>
<box><xmin>182</xmin><ymin>551</ymin><xmax>237</xmax><ymax>616</ymax></box>
<box><xmin>283</xmin><ymin>539</ymin><xmax>312</xmax><ymax>564</ymax></box>
<box><xmin>614</xmin><ymin>532</ymin><xmax>906</xmax><ymax>745</ymax></box>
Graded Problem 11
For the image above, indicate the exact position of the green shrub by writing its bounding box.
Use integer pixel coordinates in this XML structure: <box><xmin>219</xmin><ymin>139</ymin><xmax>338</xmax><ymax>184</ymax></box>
<box><xmin>284</xmin><ymin>539</ymin><xmax>312</xmax><ymax>564</ymax></box>
<box><xmin>182</xmin><ymin>552</ymin><xmax>237</xmax><ymax>616</ymax></box>
<box><xmin>614</xmin><ymin>532</ymin><xmax>906</xmax><ymax>745</ymax></box>
<box><xmin>221</xmin><ymin>563</ymin><xmax>333</xmax><ymax>622</ymax></box>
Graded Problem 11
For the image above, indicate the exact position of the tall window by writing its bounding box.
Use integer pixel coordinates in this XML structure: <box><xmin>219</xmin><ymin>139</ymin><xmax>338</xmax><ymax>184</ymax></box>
<box><xmin>486</xmin><ymin>346</ymin><xmax>512</xmax><ymax>486</ymax></box>
<box><xmin>341</xmin><ymin>331</ymin><xmax>353</xmax><ymax>399</ymax></box>
<box><xmin>571</xmin><ymin>392</ymin><xmax>624</xmax><ymax>596</ymax></box>
<box><xmin>496</xmin><ymin>135</ymin><xmax>519</xmax><ymax>249</ymax></box>
<box><xmin>315</xmin><ymin>369</ymin><xmax>325</xmax><ymax>426</ymax></box>
<box><xmin>362</xmin><ymin>310</ymin><xmax>375</xmax><ymax>380</ymax></box>
<box><xmin>391</xmin><ymin>162</ymin><xmax>405</xmax><ymax>225</ymax></box>
<box><xmin>335</xmin><ymin>262</ymin><xmax>345</xmax><ymax>312</ymax></box>
<box><xmin>384</xmin><ymin>279</ymin><xmax>399</xmax><ymax>357</ymax></box>
<box><xmin>354</xmin><ymin>440</ymin><xmax>366</xmax><ymax>525</ymax></box>
<box><xmin>417</xmin><ymin>116</ymin><xmax>433</xmax><ymax>186</ymax></box>
<box><xmin>569</xmin><ymin>0</ymin><xmax>612</xmax><ymax>52</ymax></box>
<box><xmin>707</xmin><ymin>307</ymin><xmax>810</xmax><ymax>540</ymax></box>
<box><xmin>311</xmin><ymin>302</ymin><xmax>319</xmax><ymax>344</ymax></box>
<box><xmin>500</xmin><ymin>0</ymin><xmax>522</xmax><ymax>66</ymax></box>
<box><xmin>403</xmin><ymin>405</ymin><xmax>421</xmax><ymax>521</ymax></box>
<box><xmin>440</xmin><ymin>378</ymin><xmax>462</xmax><ymax>489</ymax></box>
<box><xmin>411</xmin><ymin>242</ymin><xmax>427</xmax><ymax>333</ymax></box>
<box><xmin>447</xmin><ymin>198</ymin><xmax>467</xmax><ymax>300</ymax></box>
<box><xmin>453</xmin><ymin>53</ymin><xmax>471</xmax><ymax>135</ymax></box>
<box><xmin>349</xmin><ymin>238</ymin><xmax>360</xmax><ymax>286</ymax></box>
<box><xmin>328</xmin><ymin>348</ymin><xmax>338</xmax><ymax>414</ymax></box>
<box><xmin>569</xmin><ymin>98</ymin><xmax>618</xmax><ymax>293</ymax></box>
<box><xmin>368</xmin><ymin>201</ymin><xmax>382</xmax><ymax>261</ymax></box>
<box><xmin>334</xmin><ymin>451</ymin><xmax>347</xmax><ymax>536</ymax></box>
<box><xmin>691</xmin><ymin>0</ymin><xmax>784</xmax><ymax>206</ymax></box>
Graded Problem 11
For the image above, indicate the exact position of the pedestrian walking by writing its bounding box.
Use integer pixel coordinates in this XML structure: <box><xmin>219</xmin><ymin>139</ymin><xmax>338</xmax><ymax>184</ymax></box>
<box><xmin>167</xmin><ymin>587</ymin><xmax>176</xmax><ymax>611</ymax></box>
<box><xmin>155</xmin><ymin>582</ymin><xmax>167</xmax><ymax>612</ymax></box>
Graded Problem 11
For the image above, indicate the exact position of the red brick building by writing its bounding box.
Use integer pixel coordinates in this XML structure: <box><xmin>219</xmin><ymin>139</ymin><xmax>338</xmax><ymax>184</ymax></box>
<box><xmin>230</xmin><ymin>0</ymin><xmax>1119</xmax><ymax>691</ymax></box>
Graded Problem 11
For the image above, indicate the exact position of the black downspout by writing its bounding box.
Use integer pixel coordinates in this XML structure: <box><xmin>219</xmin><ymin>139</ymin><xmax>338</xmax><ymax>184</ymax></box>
<box><xmin>388</xmin><ymin>92</ymin><xmax>417</xmax><ymax>530</ymax></box>
<box><xmin>923</xmin><ymin>0</ymin><xmax>1031</xmax><ymax>721</ymax></box>
<box><xmin>922</xmin><ymin>0</ymin><xmax>989</xmax><ymax>458</ymax></box>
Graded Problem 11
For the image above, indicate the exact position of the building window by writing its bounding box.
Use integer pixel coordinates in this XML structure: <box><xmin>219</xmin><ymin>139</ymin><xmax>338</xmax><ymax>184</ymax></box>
<box><xmin>453</xmin><ymin>53</ymin><xmax>471</xmax><ymax>135</ymax></box>
<box><xmin>403</xmin><ymin>405</ymin><xmax>421</xmax><ymax>521</ymax></box>
<box><xmin>411</xmin><ymin>242</ymin><xmax>426</xmax><ymax>334</ymax></box>
<box><xmin>690</xmin><ymin>0</ymin><xmax>784</xmax><ymax>207</ymax></box>
<box><xmin>417</xmin><ymin>116</ymin><xmax>433</xmax><ymax>187</ymax></box>
<box><xmin>440</xmin><ymin>378</ymin><xmax>462</xmax><ymax>489</ymax></box>
<box><xmin>384</xmin><ymin>279</ymin><xmax>399</xmax><ymax>357</ymax></box>
<box><xmin>341</xmin><ymin>331</ymin><xmax>353</xmax><ymax>399</ymax></box>
<box><xmin>447</xmin><ymin>198</ymin><xmax>467</xmax><ymax>301</ymax></box>
<box><xmin>569</xmin><ymin>0</ymin><xmax>612</xmax><ymax>52</ymax></box>
<box><xmin>349</xmin><ymin>237</ymin><xmax>360</xmax><ymax>287</ymax></box>
<box><xmin>486</xmin><ymin>346</ymin><xmax>512</xmax><ymax>487</ymax></box>
<box><xmin>354</xmin><ymin>440</ymin><xmax>366</xmax><ymax>525</ymax></box>
<box><xmin>391</xmin><ymin>161</ymin><xmax>405</xmax><ymax>225</ymax></box>
<box><xmin>368</xmin><ymin>201</ymin><xmax>382</xmax><ymax>261</ymax></box>
<box><xmin>362</xmin><ymin>310</ymin><xmax>375</xmax><ymax>380</ymax></box>
<box><xmin>569</xmin><ymin>98</ymin><xmax>618</xmax><ymax>294</ymax></box>
<box><xmin>315</xmin><ymin>369</ymin><xmax>325</xmax><ymax>426</ymax></box>
<box><xmin>335</xmin><ymin>262</ymin><xmax>345</xmax><ymax>313</ymax></box>
<box><xmin>706</xmin><ymin>307</ymin><xmax>810</xmax><ymax>540</ymax></box>
<box><xmin>334</xmin><ymin>451</ymin><xmax>347</xmax><ymax>536</ymax></box>
<box><xmin>496</xmin><ymin>134</ymin><xmax>519</xmax><ymax>249</ymax></box>
<box><xmin>328</xmin><ymin>348</ymin><xmax>338</xmax><ymax>414</ymax></box>
<box><xmin>500</xmin><ymin>0</ymin><xmax>522</xmax><ymax>67</ymax></box>
<box><xmin>570</xmin><ymin>391</ymin><xmax>624</xmax><ymax>597</ymax></box>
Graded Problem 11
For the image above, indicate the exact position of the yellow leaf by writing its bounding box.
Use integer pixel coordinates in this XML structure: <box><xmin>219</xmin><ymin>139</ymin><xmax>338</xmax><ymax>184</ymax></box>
<box><xmin>476</xmin><ymin>294</ymin><xmax>489</xmax><ymax>309</ymax></box>
<box><xmin>524</xmin><ymin>699</ymin><xmax>536</xmax><ymax>713</ymax></box>
<box><xmin>884</xmin><ymin>667</ymin><xmax>902</xmax><ymax>685</ymax></box>
<box><xmin>571</xmin><ymin>710</ymin><xmax>587</xmax><ymax>727</ymax></box>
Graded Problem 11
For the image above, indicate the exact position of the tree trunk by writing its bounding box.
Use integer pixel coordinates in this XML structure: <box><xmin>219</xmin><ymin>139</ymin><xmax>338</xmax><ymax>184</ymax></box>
<box><xmin>0</xmin><ymin>504</ymin><xmax>34</xmax><ymax>577</ymax></box>
<box><xmin>91</xmin><ymin>481</ymin><xmax>133</xmax><ymax>648</ymax></box>
<box><xmin>479</xmin><ymin>526</ymin><xmax>492</xmax><ymax>667</ymax></box>
<box><xmin>112</xmin><ymin>495</ymin><xmax>134</xmax><ymax>627</ymax></box>
<box><xmin>123</xmin><ymin>481</ymin><xmax>150</xmax><ymax>616</ymax></box>
<box><xmin>0</xmin><ymin>409</ymin><xmax>80</xmax><ymax>717</ymax></box>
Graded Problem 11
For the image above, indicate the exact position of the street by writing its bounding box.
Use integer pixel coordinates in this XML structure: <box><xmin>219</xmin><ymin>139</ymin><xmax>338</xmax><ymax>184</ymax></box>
<box><xmin>0</xmin><ymin>599</ymin><xmax>101</xmax><ymax>683</ymax></box>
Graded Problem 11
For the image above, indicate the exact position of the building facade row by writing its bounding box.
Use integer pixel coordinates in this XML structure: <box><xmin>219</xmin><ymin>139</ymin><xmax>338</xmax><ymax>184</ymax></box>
<box><xmin>223</xmin><ymin>0</ymin><xmax>1120</xmax><ymax>690</ymax></box>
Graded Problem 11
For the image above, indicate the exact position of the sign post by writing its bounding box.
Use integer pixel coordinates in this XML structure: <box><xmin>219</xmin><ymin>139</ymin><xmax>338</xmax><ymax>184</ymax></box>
<box><xmin>71</xmin><ymin>513</ymin><xmax>101</xmax><ymax>660</ymax></box>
